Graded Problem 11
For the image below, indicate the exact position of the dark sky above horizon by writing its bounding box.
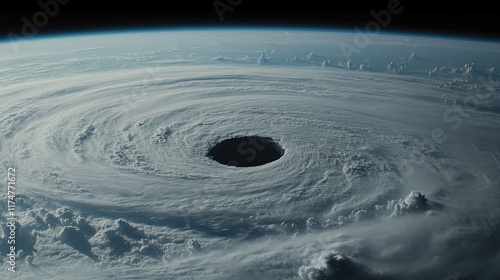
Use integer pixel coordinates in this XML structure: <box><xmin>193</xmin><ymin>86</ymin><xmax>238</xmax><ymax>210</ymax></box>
<box><xmin>0</xmin><ymin>0</ymin><xmax>499</xmax><ymax>41</ymax></box>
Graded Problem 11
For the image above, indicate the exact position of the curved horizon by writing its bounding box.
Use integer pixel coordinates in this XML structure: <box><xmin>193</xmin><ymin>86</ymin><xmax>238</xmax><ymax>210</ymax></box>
<box><xmin>2</xmin><ymin>25</ymin><xmax>500</xmax><ymax>45</ymax></box>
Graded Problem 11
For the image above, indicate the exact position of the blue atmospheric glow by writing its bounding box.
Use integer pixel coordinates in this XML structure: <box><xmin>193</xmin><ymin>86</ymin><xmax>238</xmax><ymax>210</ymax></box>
<box><xmin>2</xmin><ymin>25</ymin><xmax>500</xmax><ymax>46</ymax></box>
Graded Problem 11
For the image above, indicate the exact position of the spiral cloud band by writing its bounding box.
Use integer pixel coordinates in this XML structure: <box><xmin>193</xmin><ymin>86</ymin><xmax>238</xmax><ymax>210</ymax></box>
<box><xmin>1</xmin><ymin>30</ymin><xmax>499</xmax><ymax>279</ymax></box>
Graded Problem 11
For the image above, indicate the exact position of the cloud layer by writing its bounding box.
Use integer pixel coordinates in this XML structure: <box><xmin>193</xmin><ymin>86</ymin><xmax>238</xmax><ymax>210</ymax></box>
<box><xmin>0</xmin><ymin>30</ymin><xmax>499</xmax><ymax>279</ymax></box>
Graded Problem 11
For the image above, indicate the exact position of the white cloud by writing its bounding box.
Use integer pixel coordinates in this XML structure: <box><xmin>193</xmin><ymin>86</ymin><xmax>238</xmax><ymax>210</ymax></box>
<box><xmin>1</xmin><ymin>30</ymin><xmax>499</xmax><ymax>280</ymax></box>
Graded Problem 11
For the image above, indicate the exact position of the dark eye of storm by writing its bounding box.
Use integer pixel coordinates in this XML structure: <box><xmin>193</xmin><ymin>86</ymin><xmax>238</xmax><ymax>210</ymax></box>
<box><xmin>207</xmin><ymin>136</ymin><xmax>284</xmax><ymax>167</ymax></box>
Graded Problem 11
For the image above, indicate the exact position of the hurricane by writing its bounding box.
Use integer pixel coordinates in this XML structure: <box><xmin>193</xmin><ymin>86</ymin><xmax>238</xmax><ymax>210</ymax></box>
<box><xmin>1</xmin><ymin>29</ymin><xmax>499</xmax><ymax>279</ymax></box>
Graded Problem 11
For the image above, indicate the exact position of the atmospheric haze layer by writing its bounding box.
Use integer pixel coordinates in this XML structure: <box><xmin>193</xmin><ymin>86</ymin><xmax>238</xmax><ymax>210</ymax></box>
<box><xmin>0</xmin><ymin>29</ymin><xmax>500</xmax><ymax>280</ymax></box>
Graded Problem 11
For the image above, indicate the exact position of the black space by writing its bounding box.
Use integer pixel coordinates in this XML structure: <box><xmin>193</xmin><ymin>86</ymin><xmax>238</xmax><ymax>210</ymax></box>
<box><xmin>0</xmin><ymin>0</ymin><xmax>499</xmax><ymax>41</ymax></box>
<box><xmin>207</xmin><ymin>136</ymin><xmax>284</xmax><ymax>167</ymax></box>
